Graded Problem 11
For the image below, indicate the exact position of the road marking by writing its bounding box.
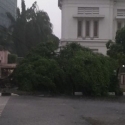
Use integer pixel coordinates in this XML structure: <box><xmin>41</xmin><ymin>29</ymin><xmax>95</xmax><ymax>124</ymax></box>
<box><xmin>0</xmin><ymin>97</ymin><xmax>10</xmax><ymax>116</ymax></box>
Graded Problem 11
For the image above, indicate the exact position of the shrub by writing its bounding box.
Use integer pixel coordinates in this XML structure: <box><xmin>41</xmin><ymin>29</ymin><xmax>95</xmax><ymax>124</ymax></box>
<box><xmin>8</xmin><ymin>54</ymin><xmax>17</xmax><ymax>64</ymax></box>
<box><xmin>14</xmin><ymin>57</ymin><xmax>63</xmax><ymax>92</ymax></box>
<box><xmin>13</xmin><ymin>42</ymin><xmax>119</xmax><ymax>96</ymax></box>
<box><xmin>57</xmin><ymin>43</ymin><xmax>118</xmax><ymax>96</ymax></box>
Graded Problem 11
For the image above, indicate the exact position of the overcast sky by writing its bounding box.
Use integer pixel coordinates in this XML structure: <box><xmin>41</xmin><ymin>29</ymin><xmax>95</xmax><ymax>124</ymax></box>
<box><xmin>17</xmin><ymin>0</ymin><xmax>61</xmax><ymax>38</ymax></box>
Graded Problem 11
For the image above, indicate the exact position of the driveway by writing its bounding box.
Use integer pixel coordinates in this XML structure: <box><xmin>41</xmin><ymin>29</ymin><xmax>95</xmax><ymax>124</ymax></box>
<box><xmin>0</xmin><ymin>96</ymin><xmax>125</xmax><ymax>125</ymax></box>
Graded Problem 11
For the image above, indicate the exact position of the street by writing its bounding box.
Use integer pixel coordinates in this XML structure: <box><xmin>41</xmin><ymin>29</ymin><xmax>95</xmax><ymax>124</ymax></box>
<box><xmin>0</xmin><ymin>97</ymin><xmax>10</xmax><ymax>116</ymax></box>
<box><xmin>0</xmin><ymin>96</ymin><xmax>125</xmax><ymax>125</ymax></box>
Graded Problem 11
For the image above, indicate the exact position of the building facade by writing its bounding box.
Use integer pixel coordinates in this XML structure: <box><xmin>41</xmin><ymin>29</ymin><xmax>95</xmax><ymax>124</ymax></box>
<box><xmin>0</xmin><ymin>51</ymin><xmax>16</xmax><ymax>78</ymax></box>
<box><xmin>0</xmin><ymin>0</ymin><xmax>17</xmax><ymax>27</ymax></box>
<box><xmin>58</xmin><ymin>0</ymin><xmax>125</xmax><ymax>55</ymax></box>
<box><xmin>0</xmin><ymin>51</ymin><xmax>9</xmax><ymax>64</ymax></box>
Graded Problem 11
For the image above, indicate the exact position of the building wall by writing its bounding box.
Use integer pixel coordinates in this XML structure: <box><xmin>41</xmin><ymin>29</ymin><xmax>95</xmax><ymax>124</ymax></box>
<box><xmin>0</xmin><ymin>0</ymin><xmax>17</xmax><ymax>27</ymax></box>
<box><xmin>59</xmin><ymin>0</ymin><xmax>125</xmax><ymax>55</ymax></box>
<box><xmin>113</xmin><ymin>0</ymin><xmax>125</xmax><ymax>39</ymax></box>
<box><xmin>0</xmin><ymin>51</ymin><xmax>9</xmax><ymax>64</ymax></box>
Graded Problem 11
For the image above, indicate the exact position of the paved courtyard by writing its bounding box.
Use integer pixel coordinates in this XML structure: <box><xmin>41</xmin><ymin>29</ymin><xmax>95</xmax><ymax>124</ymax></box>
<box><xmin>0</xmin><ymin>96</ymin><xmax>125</xmax><ymax>125</ymax></box>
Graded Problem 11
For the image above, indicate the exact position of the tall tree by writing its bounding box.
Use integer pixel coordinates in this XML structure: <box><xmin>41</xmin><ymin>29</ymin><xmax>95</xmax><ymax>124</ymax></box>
<box><xmin>0</xmin><ymin>1</ymin><xmax>59</xmax><ymax>57</ymax></box>
<box><xmin>9</xmin><ymin>1</ymin><xmax>54</xmax><ymax>57</ymax></box>
<box><xmin>106</xmin><ymin>27</ymin><xmax>125</xmax><ymax>66</ymax></box>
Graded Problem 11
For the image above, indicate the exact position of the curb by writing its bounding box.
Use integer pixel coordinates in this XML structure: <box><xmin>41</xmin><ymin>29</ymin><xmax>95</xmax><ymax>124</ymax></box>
<box><xmin>0</xmin><ymin>93</ymin><xmax>19</xmax><ymax>96</ymax></box>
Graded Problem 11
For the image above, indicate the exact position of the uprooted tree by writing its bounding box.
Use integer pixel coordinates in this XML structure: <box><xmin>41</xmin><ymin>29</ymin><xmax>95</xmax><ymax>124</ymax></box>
<box><xmin>13</xmin><ymin>43</ymin><xmax>119</xmax><ymax>96</ymax></box>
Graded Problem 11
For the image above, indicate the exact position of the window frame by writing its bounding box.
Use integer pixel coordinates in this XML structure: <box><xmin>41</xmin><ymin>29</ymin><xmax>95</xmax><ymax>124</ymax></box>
<box><xmin>91</xmin><ymin>49</ymin><xmax>98</xmax><ymax>53</ymax></box>
<box><xmin>117</xmin><ymin>9</ymin><xmax>125</xmax><ymax>17</ymax></box>
<box><xmin>85</xmin><ymin>20</ymin><xmax>90</xmax><ymax>37</ymax></box>
<box><xmin>117</xmin><ymin>21</ymin><xmax>122</xmax><ymax>30</ymax></box>
<box><xmin>77</xmin><ymin>20</ymin><xmax>83</xmax><ymax>38</ymax></box>
<box><xmin>93</xmin><ymin>20</ymin><xmax>99</xmax><ymax>38</ymax></box>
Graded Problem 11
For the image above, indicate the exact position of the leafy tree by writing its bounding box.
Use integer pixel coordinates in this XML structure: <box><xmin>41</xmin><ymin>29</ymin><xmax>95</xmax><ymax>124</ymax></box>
<box><xmin>13</xmin><ymin>42</ymin><xmax>118</xmax><ymax>96</ymax></box>
<box><xmin>6</xmin><ymin>0</ymin><xmax>56</xmax><ymax>57</ymax></box>
<box><xmin>116</xmin><ymin>27</ymin><xmax>125</xmax><ymax>51</ymax></box>
<box><xmin>106</xmin><ymin>28</ymin><xmax>125</xmax><ymax>94</ymax></box>
<box><xmin>8</xmin><ymin>54</ymin><xmax>17</xmax><ymax>64</ymax></box>
<box><xmin>13</xmin><ymin>41</ymin><xmax>63</xmax><ymax>92</ymax></box>
<box><xmin>0</xmin><ymin>0</ymin><xmax>59</xmax><ymax>57</ymax></box>
<box><xmin>14</xmin><ymin>57</ymin><xmax>61</xmax><ymax>92</ymax></box>
<box><xmin>57</xmin><ymin>43</ymin><xmax>118</xmax><ymax>96</ymax></box>
<box><xmin>106</xmin><ymin>27</ymin><xmax>125</xmax><ymax>66</ymax></box>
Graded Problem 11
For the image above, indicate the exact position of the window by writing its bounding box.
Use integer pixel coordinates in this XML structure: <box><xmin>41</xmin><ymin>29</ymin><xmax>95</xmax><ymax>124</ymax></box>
<box><xmin>77</xmin><ymin>20</ymin><xmax>82</xmax><ymax>37</ymax></box>
<box><xmin>93</xmin><ymin>21</ymin><xmax>99</xmax><ymax>37</ymax></box>
<box><xmin>91</xmin><ymin>49</ymin><xmax>98</xmax><ymax>53</ymax></box>
<box><xmin>86</xmin><ymin>21</ymin><xmax>90</xmax><ymax>37</ymax></box>
<box><xmin>78</xmin><ymin>7</ymin><xmax>99</xmax><ymax>15</ymax></box>
<box><xmin>121</xmin><ymin>75</ymin><xmax>125</xmax><ymax>85</ymax></box>
<box><xmin>117</xmin><ymin>22</ymin><xmax>122</xmax><ymax>30</ymax></box>
<box><xmin>117</xmin><ymin>9</ymin><xmax>125</xmax><ymax>16</ymax></box>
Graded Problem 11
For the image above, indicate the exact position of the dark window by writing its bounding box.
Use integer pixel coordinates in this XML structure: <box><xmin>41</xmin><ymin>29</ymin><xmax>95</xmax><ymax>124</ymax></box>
<box><xmin>93</xmin><ymin>21</ymin><xmax>99</xmax><ymax>37</ymax></box>
<box><xmin>86</xmin><ymin>21</ymin><xmax>90</xmax><ymax>37</ymax></box>
<box><xmin>91</xmin><ymin>49</ymin><xmax>98</xmax><ymax>53</ymax></box>
<box><xmin>117</xmin><ymin>22</ymin><xmax>122</xmax><ymax>30</ymax></box>
<box><xmin>78</xmin><ymin>20</ymin><xmax>82</xmax><ymax>37</ymax></box>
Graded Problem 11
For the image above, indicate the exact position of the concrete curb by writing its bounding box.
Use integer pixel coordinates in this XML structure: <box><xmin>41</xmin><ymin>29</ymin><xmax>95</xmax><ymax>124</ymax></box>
<box><xmin>0</xmin><ymin>93</ymin><xmax>19</xmax><ymax>96</ymax></box>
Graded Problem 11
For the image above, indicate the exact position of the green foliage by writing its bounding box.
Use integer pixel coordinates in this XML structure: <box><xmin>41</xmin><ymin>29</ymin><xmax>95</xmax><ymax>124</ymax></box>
<box><xmin>8</xmin><ymin>54</ymin><xmax>17</xmax><ymax>64</ymax></box>
<box><xmin>11</xmin><ymin>1</ymin><xmax>53</xmax><ymax>57</ymax></box>
<box><xmin>106</xmin><ymin>28</ymin><xmax>125</xmax><ymax>66</ymax></box>
<box><xmin>109</xmin><ymin>75</ymin><xmax>123</xmax><ymax>96</ymax></box>
<box><xmin>116</xmin><ymin>27</ymin><xmax>125</xmax><ymax>51</ymax></box>
<box><xmin>57</xmin><ymin>43</ymin><xmax>118</xmax><ymax>96</ymax></box>
<box><xmin>13</xmin><ymin>43</ymin><xmax>119</xmax><ymax>96</ymax></box>
<box><xmin>26</xmin><ymin>41</ymin><xmax>57</xmax><ymax>59</ymax></box>
<box><xmin>117</xmin><ymin>88</ymin><xmax>124</xmax><ymax>96</ymax></box>
<box><xmin>16</xmin><ymin>57</ymin><xmax>24</xmax><ymax>64</ymax></box>
<box><xmin>106</xmin><ymin>28</ymin><xmax>125</xmax><ymax>95</ymax></box>
<box><xmin>13</xmin><ymin>41</ymin><xmax>63</xmax><ymax>92</ymax></box>
<box><xmin>0</xmin><ymin>1</ymin><xmax>59</xmax><ymax>58</ymax></box>
<box><xmin>14</xmin><ymin>58</ymin><xmax>61</xmax><ymax>92</ymax></box>
<box><xmin>0</xmin><ymin>1</ymin><xmax>59</xmax><ymax>57</ymax></box>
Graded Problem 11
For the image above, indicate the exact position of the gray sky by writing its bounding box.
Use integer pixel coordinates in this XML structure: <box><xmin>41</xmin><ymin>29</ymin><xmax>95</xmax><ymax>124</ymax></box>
<box><xmin>17</xmin><ymin>0</ymin><xmax>61</xmax><ymax>38</ymax></box>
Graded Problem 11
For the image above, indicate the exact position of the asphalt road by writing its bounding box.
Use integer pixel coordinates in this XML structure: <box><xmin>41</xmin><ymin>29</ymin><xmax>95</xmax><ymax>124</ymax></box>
<box><xmin>0</xmin><ymin>97</ymin><xmax>9</xmax><ymax>116</ymax></box>
<box><xmin>0</xmin><ymin>96</ymin><xmax>125</xmax><ymax>125</ymax></box>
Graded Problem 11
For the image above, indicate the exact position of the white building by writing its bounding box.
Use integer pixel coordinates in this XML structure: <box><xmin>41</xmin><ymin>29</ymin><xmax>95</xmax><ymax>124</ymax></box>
<box><xmin>58</xmin><ymin>0</ymin><xmax>125</xmax><ymax>55</ymax></box>
<box><xmin>0</xmin><ymin>51</ymin><xmax>16</xmax><ymax>78</ymax></box>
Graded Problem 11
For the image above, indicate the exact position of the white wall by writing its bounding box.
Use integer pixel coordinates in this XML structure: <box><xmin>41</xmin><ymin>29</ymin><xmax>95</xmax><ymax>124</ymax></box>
<box><xmin>60</xmin><ymin>0</ymin><xmax>125</xmax><ymax>55</ymax></box>
<box><xmin>113</xmin><ymin>0</ymin><xmax>125</xmax><ymax>39</ymax></box>
<box><xmin>61</xmin><ymin>0</ymin><xmax>115</xmax><ymax>40</ymax></box>
<box><xmin>0</xmin><ymin>51</ymin><xmax>9</xmax><ymax>64</ymax></box>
